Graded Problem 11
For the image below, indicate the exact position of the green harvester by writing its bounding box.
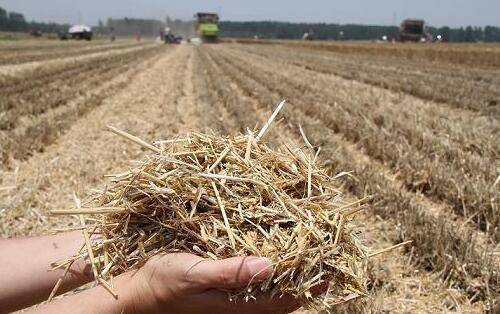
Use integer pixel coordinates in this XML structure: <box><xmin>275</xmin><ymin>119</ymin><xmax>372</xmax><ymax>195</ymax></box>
<box><xmin>195</xmin><ymin>12</ymin><xmax>219</xmax><ymax>42</ymax></box>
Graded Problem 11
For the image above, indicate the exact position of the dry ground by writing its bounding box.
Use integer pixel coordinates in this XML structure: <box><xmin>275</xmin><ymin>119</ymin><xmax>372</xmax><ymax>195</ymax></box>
<box><xmin>0</xmin><ymin>39</ymin><xmax>498</xmax><ymax>313</ymax></box>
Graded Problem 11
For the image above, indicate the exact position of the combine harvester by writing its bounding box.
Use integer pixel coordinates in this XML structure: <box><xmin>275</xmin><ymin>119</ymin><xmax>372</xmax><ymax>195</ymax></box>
<box><xmin>399</xmin><ymin>19</ymin><xmax>430</xmax><ymax>42</ymax></box>
<box><xmin>194</xmin><ymin>12</ymin><xmax>219</xmax><ymax>43</ymax></box>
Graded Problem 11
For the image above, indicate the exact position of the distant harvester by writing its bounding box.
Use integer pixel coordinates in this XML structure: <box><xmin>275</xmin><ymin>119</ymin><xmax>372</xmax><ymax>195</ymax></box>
<box><xmin>399</xmin><ymin>19</ymin><xmax>428</xmax><ymax>42</ymax></box>
<box><xmin>195</xmin><ymin>12</ymin><xmax>219</xmax><ymax>43</ymax></box>
<box><xmin>59</xmin><ymin>25</ymin><xmax>93</xmax><ymax>41</ymax></box>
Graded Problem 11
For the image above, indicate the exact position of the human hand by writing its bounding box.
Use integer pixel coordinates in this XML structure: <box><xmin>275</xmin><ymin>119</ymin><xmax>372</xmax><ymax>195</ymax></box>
<box><xmin>124</xmin><ymin>253</ymin><xmax>301</xmax><ymax>314</ymax></box>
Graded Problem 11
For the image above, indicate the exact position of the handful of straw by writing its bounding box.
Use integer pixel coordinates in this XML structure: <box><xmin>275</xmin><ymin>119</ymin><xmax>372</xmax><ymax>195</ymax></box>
<box><xmin>51</xmin><ymin>101</ymin><xmax>367</xmax><ymax>309</ymax></box>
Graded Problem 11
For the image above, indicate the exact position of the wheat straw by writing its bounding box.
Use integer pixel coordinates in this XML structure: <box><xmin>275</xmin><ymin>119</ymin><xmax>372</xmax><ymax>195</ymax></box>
<box><xmin>51</xmin><ymin>102</ymin><xmax>369</xmax><ymax>310</ymax></box>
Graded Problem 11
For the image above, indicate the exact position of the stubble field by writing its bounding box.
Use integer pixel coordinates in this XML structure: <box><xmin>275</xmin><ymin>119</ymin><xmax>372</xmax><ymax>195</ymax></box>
<box><xmin>0</xmin><ymin>39</ymin><xmax>498</xmax><ymax>312</ymax></box>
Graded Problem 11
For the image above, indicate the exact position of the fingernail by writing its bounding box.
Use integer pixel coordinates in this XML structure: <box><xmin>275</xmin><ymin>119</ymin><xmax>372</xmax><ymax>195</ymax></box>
<box><xmin>245</xmin><ymin>257</ymin><xmax>272</xmax><ymax>281</ymax></box>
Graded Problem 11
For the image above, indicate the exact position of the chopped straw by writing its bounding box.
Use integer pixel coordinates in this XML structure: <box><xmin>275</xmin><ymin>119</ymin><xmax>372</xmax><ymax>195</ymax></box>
<box><xmin>50</xmin><ymin>100</ymin><xmax>371</xmax><ymax>309</ymax></box>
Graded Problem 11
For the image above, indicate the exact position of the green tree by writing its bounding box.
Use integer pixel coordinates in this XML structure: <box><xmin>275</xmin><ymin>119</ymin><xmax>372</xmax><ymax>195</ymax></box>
<box><xmin>0</xmin><ymin>7</ymin><xmax>7</xmax><ymax>21</ymax></box>
<box><xmin>438</xmin><ymin>26</ymin><xmax>451</xmax><ymax>41</ymax></box>
<box><xmin>464</xmin><ymin>25</ymin><xmax>474</xmax><ymax>42</ymax></box>
<box><xmin>484</xmin><ymin>26</ymin><xmax>500</xmax><ymax>42</ymax></box>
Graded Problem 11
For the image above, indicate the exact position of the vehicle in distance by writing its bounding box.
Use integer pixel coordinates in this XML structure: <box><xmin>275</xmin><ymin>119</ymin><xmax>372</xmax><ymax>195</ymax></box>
<box><xmin>195</xmin><ymin>12</ymin><xmax>219</xmax><ymax>42</ymax></box>
<box><xmin>399</xmin><ymin>19</ymin><xmax>427</xmax><ymax>42</ymax></box>
<box><xmin>59</xmin><ymin>24</ymin><xmax>93</xmax><ymax>41</ymax></box>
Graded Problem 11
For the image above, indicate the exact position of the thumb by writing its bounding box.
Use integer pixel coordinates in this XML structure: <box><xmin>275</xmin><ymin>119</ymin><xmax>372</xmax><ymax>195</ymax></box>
<box><xmin>186</xmin><ymin>256</ymin><xmax>273</xmax><ymax>292</ymax></box>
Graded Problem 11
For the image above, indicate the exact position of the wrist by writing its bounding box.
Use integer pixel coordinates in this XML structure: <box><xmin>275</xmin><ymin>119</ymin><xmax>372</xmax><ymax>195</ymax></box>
<box><xmin>114</xmin><ymin>266</ymin><xmax>162</xmax><ymax>314</ymax></box>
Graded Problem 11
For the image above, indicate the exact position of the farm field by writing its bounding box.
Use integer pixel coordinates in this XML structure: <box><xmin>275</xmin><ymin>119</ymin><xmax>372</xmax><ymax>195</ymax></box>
<box><xmin>0</xmin><ymin>39</ymin><xmax>498</xmax><ymax>312</ymax></box>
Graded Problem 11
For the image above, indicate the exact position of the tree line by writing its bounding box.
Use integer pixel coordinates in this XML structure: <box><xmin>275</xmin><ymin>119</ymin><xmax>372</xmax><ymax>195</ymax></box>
<box><xmin>0</xmin><ymin>6</ymin><xmax>69</xmax><ymax>34</ymax></box>
<box><xmin>94</xmin><ymin>18</ymin><xmax>165</xmax><ymax>37</ymax></box>
<box><xmin>220</xmin><ymin>21</ymin><xmax>500</xmax><ymax>42</ymax></box>
<box><xmin>93</xmin><ymin>17</ymin><xmax>195</xmax><ymax>37</ymax></box>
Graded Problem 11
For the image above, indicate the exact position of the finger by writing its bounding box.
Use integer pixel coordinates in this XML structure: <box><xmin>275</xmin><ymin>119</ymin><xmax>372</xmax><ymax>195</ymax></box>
<box><xmin>185</xmin><ymin>256</ymin><xmax>273</xmax><ymax>292</ymax></box>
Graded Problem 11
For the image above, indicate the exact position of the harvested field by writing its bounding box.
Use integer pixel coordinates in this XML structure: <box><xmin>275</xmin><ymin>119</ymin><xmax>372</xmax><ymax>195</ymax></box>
<box><xmin>0</xmin><ymin>39</ymin><xmax>498</xmax><ymax>312</ymax></box>
<box><xmin>0</xmin><ymin>40</ymin><xmax>144</xmax><ymax>66</ymax></box>
<box><xmin>233</xmin><ymin>39</ymin><xmax>500</xmax><ymax>68</ymax></box>
<box><xmin>234</xmin><ymin>43</ymin><xmax>500</xmax><ymax>115</ymax></box>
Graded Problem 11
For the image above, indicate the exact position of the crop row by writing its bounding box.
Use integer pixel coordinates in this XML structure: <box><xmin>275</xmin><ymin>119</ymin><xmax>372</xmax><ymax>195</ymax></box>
<box><xmin>193</xmin><ymin>47</ymin><xmax>465</xmax><ymax>311</ymax></box>
<box><xmin>233</xmin><ymin>39</ymin><xmax>500</xmax><ymax>69</ymax></box>
<box><xmin>239</xmin><ymin>44</ymin><xmax>500</xmax><ymax>115</ymax></box>
<box><xmin>216</xmin><ymin>45</ymin><xmax>499</xmax><ymax>239</ymax></box>
<box><xmin>0</xmin><ymin>45</ymin><xmax>166</xmax><ymax>165</ymax></box>
<box><xmin>200</xmin><ymin>46</ymin><xmax>498</xmax><ymax>304</ymax></box>
<box><xmin>0</xmin><ymin>45</ymin><xmax>162</xmax><ymax>130</ymax></box>
<box><xmin>0</xmin><ymin>41</ymin><xmax>144</xmax><ymax>65</ymax></box>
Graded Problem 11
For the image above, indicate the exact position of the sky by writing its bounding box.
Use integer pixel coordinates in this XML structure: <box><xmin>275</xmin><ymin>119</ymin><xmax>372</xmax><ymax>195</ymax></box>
<box><xmin>1</xmin><ymin>0</ymin><xmax>499</xmax><ymax>27</ymax></box>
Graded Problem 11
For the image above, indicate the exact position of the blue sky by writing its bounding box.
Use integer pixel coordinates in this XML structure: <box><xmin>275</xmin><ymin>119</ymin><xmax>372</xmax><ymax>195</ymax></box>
<box><xmin>1</xmin><ymin>0</ymin><xmax>499</xmax><ymax>27</ymax></box>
